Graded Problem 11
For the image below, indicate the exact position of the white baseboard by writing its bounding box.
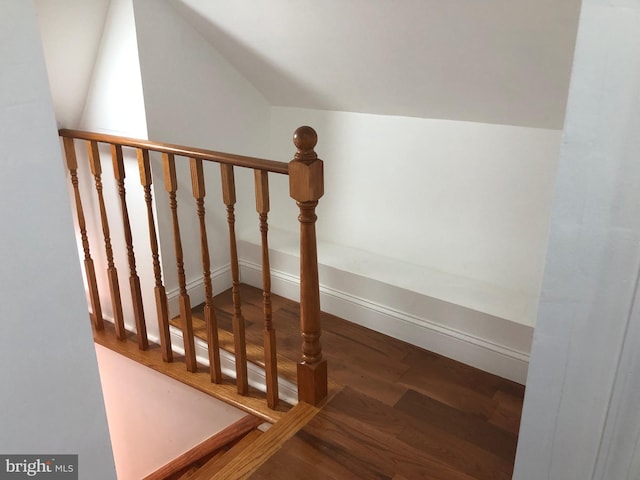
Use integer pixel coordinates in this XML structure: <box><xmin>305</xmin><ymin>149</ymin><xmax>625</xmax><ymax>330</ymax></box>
<box><xmin>162</xmin><ymin>264</ymin><xmax>298</xmax><ymax>404</ymax></box>
<box><xmin>166</xmin><ymin>264</ymin><xmax>232</xmax><ymax>317</ymax></box>
<box><xmin>145</xmin><ymin>242</ymin><xmax>532</xmax><ymax>385</ymax></box>
<box><xmin>238</xmin><ymin>239</ymin><xmax>533</xmax><ymax>385</ymax></box>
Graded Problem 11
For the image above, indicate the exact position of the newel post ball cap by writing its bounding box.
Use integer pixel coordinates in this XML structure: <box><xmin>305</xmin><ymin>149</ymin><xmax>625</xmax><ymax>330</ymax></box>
<box><xmin>289</xmin><ymin>126</ymin><xmax>323</xmax><ymax>201</ymax></box>
<box><xmin>293</xmin><ymin>126</ymin><xmax>318</xmax><ymax>157</ymax></box>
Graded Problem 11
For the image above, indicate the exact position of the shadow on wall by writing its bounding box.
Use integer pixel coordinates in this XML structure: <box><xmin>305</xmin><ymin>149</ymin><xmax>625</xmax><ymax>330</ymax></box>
<box><xmin>168</xmin><ymin>0</ymin><xmax>334</xmax><ymax>110</ymax></box>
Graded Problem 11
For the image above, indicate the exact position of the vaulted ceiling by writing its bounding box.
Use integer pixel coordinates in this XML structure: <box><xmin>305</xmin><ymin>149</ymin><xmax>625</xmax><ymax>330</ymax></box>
<box><xmin>171</xmin><ymin>0</ymin><xmax>582</xmax><ymax>129</ymax></box>
<box><xmin>36</xmin><ymin>0</ymin><xmax>582</xmax><ymax>130</ymax></box>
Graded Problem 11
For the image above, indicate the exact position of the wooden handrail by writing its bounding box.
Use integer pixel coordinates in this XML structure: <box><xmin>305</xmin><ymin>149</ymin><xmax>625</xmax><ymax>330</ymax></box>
<box><xmin>58</xmin><ymin>129</ymin><xmax>289</xmax><ymax>174</ymax></box>
<box><xmin>59</xmin><ymin>126</ymin><xmax>328</xmax><ymax>411</ymax></box>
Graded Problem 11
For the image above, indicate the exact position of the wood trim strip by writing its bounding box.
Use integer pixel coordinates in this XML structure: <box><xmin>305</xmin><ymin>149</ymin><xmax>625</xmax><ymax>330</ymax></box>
<box><xmin>193</xmin><ymin>429</ymin><xmax>263</xmax><ymax>475</ymax></box>
<box><xmin>59</xmin><ymin>129</ymin><xmax>289</xmax><ymax>175</ymax></box>
<box><xmin>142</xmin><ymin>414</ymin><xmax>262</xmax><ymax>480</ymax></box>
<box><xmin>206</xmin><ymin>401</ymin><xmax>321</xmax><ymax>480</ymax></box>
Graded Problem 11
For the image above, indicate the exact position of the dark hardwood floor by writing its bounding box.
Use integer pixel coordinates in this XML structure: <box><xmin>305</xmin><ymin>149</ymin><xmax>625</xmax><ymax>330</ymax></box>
<box><xmin>191</xmin><ymin>284</ymin><xmax>525</xmax><ymax>479</ymax></box>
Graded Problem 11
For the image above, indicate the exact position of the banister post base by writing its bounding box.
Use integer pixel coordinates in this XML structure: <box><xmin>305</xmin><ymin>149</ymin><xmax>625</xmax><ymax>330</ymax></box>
<box><xmin>297</xmin><ymin>359</ymin><xmax>328</xmax><ymax>406</ymax></box>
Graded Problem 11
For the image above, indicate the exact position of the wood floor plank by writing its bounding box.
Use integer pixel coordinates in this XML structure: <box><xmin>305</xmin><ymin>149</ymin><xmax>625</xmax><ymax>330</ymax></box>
<box><xmin>97</xmin><ymin>283</ymin><xmax>525</xmax><ymax>479</ymax></box>
<box><xmin>403</xmin><ymin>347</ymin><xmax>505</xmax><ymax>394</ymax></box>
<box><xmin>211</xmin><ymin>401</ymin><xmax>321</xmax><ymax>480</ymax></box>
<box><xmin>318</xmin><ymin>387</ymin><xmax>406</xmax><ymax>436</ymax></box>
<box><xmin>312</xmin><ymin>387</ymin><xmax>513</xmax><ymax>480</ymax></box>
<box><xmin>248</xmin><ymin>437</ymin><xmax>348</xmax><ymax>480</ymax></box>
<box><xmin>300</xmin><ymin>405</ymin><xmax>479</xmax><ymax>480</ymax></box>
<box><xmin>321</xmin><ymin>311</ymin><xmax>411</xmax><ymax>362</ymax></box>
<box><xmin>488</xmin><ymin>390</ymin><xmax>524</xmax><ymax>435</ymax></box>
<box><xmin>398</xmin><ymin>365</ymin><xmax>499</xmax><ymax>420</ymax></box>
<box><xmin>394</xmin><ymin>389</ymin><xmax>518</xmax><ymax>463</ymax></box>
<box><xmin>180</xmin><ymin>284</ymin><xmax>525</xmax><ymax>479</ymax></box>
<box><xmin>396</xmin><ymin>419</ymin><xmax>513</xmax><ymax>480</ymax></box>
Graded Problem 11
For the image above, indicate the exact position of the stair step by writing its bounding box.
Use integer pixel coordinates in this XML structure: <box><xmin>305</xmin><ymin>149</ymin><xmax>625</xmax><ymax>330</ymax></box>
<box><xmin>142</xmin><ymin>414</ymin><xmax>263</xmax><ymax>480</ymax></box>
<box><xmin>170</xmin><ymin>312</ymin><xmax>298</xmax><ymax>385</ymax></box>
<box><xmin>210</xmin><ymin>401</ymin><xmax>321</xmax><ymax>480</ymax></box>
<box><xmin>94</xmin><ymin>323</ymin><xmax>290</xmax><ymax>424</ymax></box>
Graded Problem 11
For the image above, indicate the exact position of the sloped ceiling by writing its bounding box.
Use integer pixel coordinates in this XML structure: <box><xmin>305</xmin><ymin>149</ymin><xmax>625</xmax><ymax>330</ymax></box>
<box><xmin>34</xmin><ymin>0</ymin><xmax>111</xmax><ymax>128</ymax></box>
<box><xmin>171</xmin><ymin>0</ymin><xmax>581</xmax><ymax>129</ymax></box>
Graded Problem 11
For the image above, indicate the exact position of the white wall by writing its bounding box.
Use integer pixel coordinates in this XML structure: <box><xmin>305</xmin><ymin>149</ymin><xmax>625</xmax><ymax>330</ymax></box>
<box><xmin>76</xmin><ymin>0</ymin><xmax>160</xmax><ymax>344</ymax></box>
<box><xmin>134</xmin><ymin>0</ymin><xmax>269</xmax><ymax>156</ymax></box>
<box><xmin>133</xmin><ymin>0</ymin><xmax>271</xmax><ymax>312</ymax></box>
<box><xmin>0</xmin><ymin>1</ymin><xmax>116</xmax><ymax>477</ymax></box>
<box><xmin>34</xmin><ymin>0</ymin><xmax>563</xmax><ymax>382</ymax></box>
<box><xmin>81</xmin><ymin>0</ymin><xmax>147</xmax><ymax>138</ymax></box>
<box><xmin>266</xmin><ymin>107</ymin><xmax>562</xmax><ymax>328</ymax></box>
<box><xmin>34</xmin><ymin>0</ymin><xmax>110</xmax><ymax>128</ymax></box>
<box><xmin>95</xmin><ymin>345</ymin><xmax>246</xmax><ymax>480</ymax></box>
<box><xmin>514</xmin><ymin>1</ymin><xmax>640</xmax><ymax>478</ymax></box>
<box><xmin>36</xmin><ymin>0</ymin><xmax>273</xmax><ymax>348</ymax></box>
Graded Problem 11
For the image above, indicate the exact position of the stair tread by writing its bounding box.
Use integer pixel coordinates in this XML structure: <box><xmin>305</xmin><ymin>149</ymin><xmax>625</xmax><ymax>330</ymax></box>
<box><xmin>169</xmin><ymin>313</ymin><xmax>299</xmax><ymax>384</ymax></box>
<box><xmin>211</xmin><ymin>401</ymin><xmax>321</xmax><ymax>480</ymax></box>
<box><xmin>143</xmin><ymin>414</ymin><xmax>263</xmax><ymax>480</ymax></box>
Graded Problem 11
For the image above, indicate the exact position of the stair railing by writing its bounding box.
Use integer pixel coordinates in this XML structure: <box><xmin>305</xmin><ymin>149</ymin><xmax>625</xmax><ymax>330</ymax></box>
<box><xmin>59</xmin><ymin>127</ymin><xmax>327</xmax><ymax>408</ymax></box>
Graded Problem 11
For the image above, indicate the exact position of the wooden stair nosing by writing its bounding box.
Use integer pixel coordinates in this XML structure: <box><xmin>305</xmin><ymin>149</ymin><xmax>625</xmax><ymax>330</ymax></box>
<box><xmin>143</xmin><ymin>414</ymin><xmax>262</xmax><ymax>480</ymax></box>
<box><xmin>175</xmin><ymin>449</ymin><xmax>229</xmax><ymax>480</ymax></box>
<box><xmin>209</xmin><ymin>401</ymin><xmax>322</xmax><ymax>480</ymax></box>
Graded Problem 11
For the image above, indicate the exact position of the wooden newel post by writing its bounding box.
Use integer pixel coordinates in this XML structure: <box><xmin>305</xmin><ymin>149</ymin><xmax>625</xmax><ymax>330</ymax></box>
<box><xmin>289</xmin><ymin>126</ymin><xmax>327</xmax><ymax>405</ymax></box>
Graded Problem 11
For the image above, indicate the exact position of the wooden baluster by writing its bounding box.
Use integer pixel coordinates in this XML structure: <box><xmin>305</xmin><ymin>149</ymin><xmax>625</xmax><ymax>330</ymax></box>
<box><xmin>87</xmin><ymin>141</ymin><xmax>125</xmax><ymax>339</ymax></box>
<box><xmin>289</xmin><ymin>126</ymin><xmax>327</xmax><ymax>405</ymax></box>
<box><xmin>220</xmin><ymin>164</ymin><xmax>249</xmax><ymax>395</ymax></box>
<box><xmin>112</xmin><ymin>145</ymin><xmax>148</xmax><ymax>350</ymax></box>
<box><xmin>255</xmin><ymin>169</ymin><xmax>278</xmax><ymax>408</ymax></box>
<box><xmin>163</xmin><ymin>153</ymin><xmax>197</xmax><ymax>372</ymax></box>
<box><xmin>137</xmin><ymin>149</ymin><xmax>173</xmax><ymax>362</ymax></box>
<box><xmin>190</xmin><ymin>158</ymin><xmax>222</xmax><ymax>383</ymax></box>
<box><xmin>62</xmin><ymin>137</ymin><xmax>103</xmax><ymax>330</ymax></box>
